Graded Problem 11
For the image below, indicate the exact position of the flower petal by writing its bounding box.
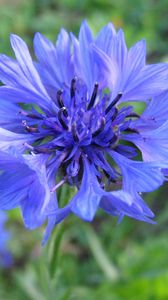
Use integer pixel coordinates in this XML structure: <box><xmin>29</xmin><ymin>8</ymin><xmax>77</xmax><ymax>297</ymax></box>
<box><xmin>95</xmin><ymin>22</ymin><xmax>116</xmax><ymax>56</ymax></box>
<box><xmin>70</xmin><ymin>158</ymin><xmax>104</xmax><ymax>221</ymax></box>
<box><xmin>110</xmin><ymin>150</ymin><xmax>165</xmax><ymax>192</ymax></box>
<box><xmin>122</xmin><ymin>63</ymin><xmax>168</xmax><ymax>100</ymax></box>
<box><xmin>100</xmin><ymin>190</ymin><xmax>155</xmax><ymax>223</ymax></box>
<box><xmin>10</xmin><ymin>34</ymin><xmax>49</xmax><ymax>98</ymax></box>
<box><xmin>121</xmin><ymin>39</ymin><xmax>146</xmax><ymax>89</ymax></box>
<box><xmin>0</xmin><ymin>151</ymin><xmax>51</xmax><ymax>229</ymax></box>
<box><xmin>0</xmin><ymin>86</ymin><xmax>52</xmax><ymax>112</ymax></box>
<box><xmin>0</xmin><ymin>127</ymin><xmax>36</xmax><ymax>152</ymax></box>
<box><xmin>34</xmin><ymin>32</ymin><xmax>61</xmax><ymax>83</ymax></box>
<box><xmin>124</xmin><ymin>120</ymin><xmax>168</xmax><ymax>162</ymax></box>
<box><xmin>78</xmin><ymin>20</ymin><xmax>94</xmax><ymax>91</ymax></box>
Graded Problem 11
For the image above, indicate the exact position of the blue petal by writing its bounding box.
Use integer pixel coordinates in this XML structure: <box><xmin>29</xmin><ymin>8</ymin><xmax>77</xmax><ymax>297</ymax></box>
<box><xmin>0</xmin><ymin>151</ymin><xmax>51</xmax><ymax>229</ymax></box>
<box><xmin>0</xmin><ymin>127</ymin><xmax>36</xmax><ymax>152</ymax></box>
<box><xmin>0</xmin><ymin>153</ymin><xmax>36</xmax><ymax>209</ymax></box>
<box><xmin>122</xmin><ymin>63</ymin><xmax>168</xmax><ymax>101</ymax></box>
<box><xmin>70</xmin><ymin>33</ymin><xmax>81</xmax><ymax>76</ymax></box>
<box><xmin>10</xmin><ymin>34</ymin><xmax>49</xmax><ymax>98</ymax></box>
<box><xmin>21</xmin><ymin>177</ymin><xmax>47</xmax><ymax>229</ymax></box>
<box><xmin>124</xmin><ymin>120</ymin><xmax>168</xmax><ymax>162</ymax></box>
<box><xmin>0</xmin><ymin>100</ymin><xmax>24</xmax><ymax>132</ymax></box>
<box><xmin>0</xmin><ymin>54</ymin><xmax>31</xmax><ymax>87</ymax></box>
<box><xmin>42</xmin><ymin>206</ymin><xmax>71</xmax><ymax>245</ymax></box>
<box><xmin>56</xmin><ymin>29</ymin><xmax>74</xmax><ymax>83</ymax></box>
<box><xmin>91</xmin><ymin>45</ymin><xmax>119</xmax><ymax>90</ymax></box>
<box><xmin>135</xmin><ymin>91</ymin><xmax>168</xmax><ymax>129</ymax></box>
<box><xmin>34</xmin><ymin>32</ymin><xmax>61</xmax><ymax>83</ymax></box>
<box><xmin>110</xmin><ymin>150</ymin><xmax>165</xmax><ymax>192</ymax></box>
<box><xmin>121</xmin><ymin>39</ymin><xmax>146</xmax><ymax>89</ymax></box>
<box><xmin>78</xmin><ymin>20</ymin><xmax>94</xmax><ymax>92</ymax></box>
<box><xmin>0</xmin><ymin>86</ymin><xmax>52</xmax><ymax>112</ymax></box>
<box><xmin>70</xmin><ymin>158</ymin><xmax>104</xmax><ymax>221</ymax></box>
<box><xmin>23</xmin><ymin>154</ymin><xmax>51</xmax><ymax>211</ymax></box>
<box><xmin>95</xmin><ymin>23</ymin><xmax>116</xmax><ymax>56</ymax></box>
<box><xmin>100</xmin><ymin>190</ymin><xmax>155</xmax><ymax>223</ymax></box>
<box><xmin>110</xmin><ymin>29</ymin><xmax>127</xmax><ymax>72</ymax></box>
<box><xmin>97</xmin><ymin>29</ymin><xmax>127</xmax><ymax>98</ymax></box>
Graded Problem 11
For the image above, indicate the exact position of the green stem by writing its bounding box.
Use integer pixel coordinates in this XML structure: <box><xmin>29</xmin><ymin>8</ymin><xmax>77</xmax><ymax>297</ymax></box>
<box><xmin>49</xmin><ymin>222</ymin><xmax>65</xmax><ymax>279</ymax></box>
<box><xmin>83</xmin><ymin>223</ymin><xmax>120</xmax><ymax>281</ymax></box>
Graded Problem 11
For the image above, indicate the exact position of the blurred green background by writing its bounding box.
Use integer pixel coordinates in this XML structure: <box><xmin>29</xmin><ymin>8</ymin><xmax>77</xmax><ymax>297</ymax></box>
<box><xmin>1</xmin><ymin>0</ymin><xmax>168</xmax><ymax>299</ymax></box>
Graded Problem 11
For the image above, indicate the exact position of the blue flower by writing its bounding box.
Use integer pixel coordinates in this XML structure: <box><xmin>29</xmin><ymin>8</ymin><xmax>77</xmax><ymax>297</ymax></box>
<box><xmin>0</xmin><ymin>21</ymin><xmax>168</xmax><ymax>243</ymax></box>
<box><xmin>0</xmin><ymin>211</ymin><xmax>13</xmax><ymax>267</ymax></box>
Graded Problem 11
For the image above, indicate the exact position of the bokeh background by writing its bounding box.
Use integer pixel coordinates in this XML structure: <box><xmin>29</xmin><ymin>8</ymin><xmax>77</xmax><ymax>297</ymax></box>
<box><xmin>1</xmin><ymin>0</ymin><xmax>168</xmax><ymax>299</ymax></box>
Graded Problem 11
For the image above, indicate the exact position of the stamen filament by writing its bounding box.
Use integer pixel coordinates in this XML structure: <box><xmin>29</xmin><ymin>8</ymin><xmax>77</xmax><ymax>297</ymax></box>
<box><xmin>72</xmin><ymin>123</ymin><xmax>79</xmax><ymax>142</ymax></box>
<box><xmin>92</xmin><ymin>117</ymin><xmax>106</xmax><ymax>137</ymax></box>
<box><xmin>70</xmin><ymin>78</ymin><xmax>76</xmax><ymax>99</ymax></box>
<box><xmin>22</xmin><ymin>120</ymin><xmax>38</xmax><ymax>133</ymax></box>
<box><xmin>87</xmin><ymin>82</ymin><xmax>99</xmax><ymax>110</ymax></box>
<box><xmin>126</xmin><ymin>112</ymin><xmax>140</xmax><ymax>118</ymax></box>
<box><xmin>111</xmin><ymin>107</ymin><xmax>118</xmax><ymax>122</ymax></box>
<box><xmin>58</xmin><ymin>108</ymin><xmax>69</xmax><ymax>130</ymax></box>
<box><xmin>23</xmin><ymin>142</ymin><xmax>34</xmax><ymax>150</ymax></box>
<box><xmin>57</xmin><ymin>90</ymin><xmax>64</xmax><ymax>108</ymax></box>
<box><xmin>105</xmin><ymin>92</ymin><xmax>123</xmax><ymax>114</ymax></box>
<box><xmin>50</xmin><ymin>178</ymin><xmax>66</xmax><ymax>193</ymax></box>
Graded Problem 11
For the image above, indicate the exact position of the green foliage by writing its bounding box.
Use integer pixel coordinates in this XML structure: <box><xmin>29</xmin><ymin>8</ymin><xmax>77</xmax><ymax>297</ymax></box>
<box><xmin>0</xmin><ymin>0</ymin><xmax>168</xmax><ymax>61</ymax></box>
<box><xmin>0</xmin><ymin>0</ymin><xmax>168</xmax><ymax>299</ymax></box>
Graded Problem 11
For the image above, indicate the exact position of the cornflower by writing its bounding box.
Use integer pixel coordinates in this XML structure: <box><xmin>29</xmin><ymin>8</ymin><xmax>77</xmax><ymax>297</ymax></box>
<box><xmin>0</xmin><ymin>21</ymin><xmax>168</xmax><ymax>243</ymax></box>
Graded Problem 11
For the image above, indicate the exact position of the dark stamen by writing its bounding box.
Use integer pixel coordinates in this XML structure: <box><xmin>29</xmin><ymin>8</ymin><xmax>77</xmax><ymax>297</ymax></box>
<box><xmin>19</xmin><ymin>110</ymin><xmax>43</xmax><ymax>120</ymax></box>
<box><xmin>22</xmin><ymin>120</ymin><xmax>38</xmax><ymax>133</ymax></box>
<box><xmin>87</xmin><ymin>83</ymin><xmax>99</xmax><ymax>110</ymax></box>
<box><xmin>92</xmin><ymin>117</ymin><xmax>106</xmax><ymax>137</ymax></box>
<box><xmin>70</xmin><ymin>78</ymin><xmax>76</xmax><ymax>99</ymax></box>
<box><xmin>34</xmin><ymin>147</ymin><xmax>52</xmax><ymax>154</ymax></box>
<box><xmin>54</xmin><ymin>145</ymin><xmax>65</xmax><ymax>150</ymax></box>
<box><xmin>57</xmin><ymin>90</ymin><xmax>64</xmax><ymax>108</ymax></box>
<box><xmin>103</xmin><ymin>169</ymin><xmax>117</xmax><ymax>183</ymax></box>
<box><xmin>26</xmin><ymin>126</ymin><xmax>38</xmax><ymax>133</ymax></box>
<box><xmin>111</xmin><ymin>107</ymin><xmax>118</xmax><ymax>122</ymax></box>
<box><xmin>126</xmin><ymin>112</ymin><xmax>140</xmax><ymax>118</ymax></box>
<box><xmin>62</xmin><ymin>106</ymin><xmax>68</xmax><ymax>117</ymax></box>
<box><xmin>105</xmin><ymin>92</ymin><xmax>123</xmax><ymax>114</ymax></box>
<box><xmin>109</xmin><ymin>134</ymin><xmax>118</xmax><ymax>145</ymax></box>
<box><xmin>58</xmin><ymin>108</ymin><xmax>69</xmax><ymax>130</ymax></box>
<box><xmin>28</xmin><ymin>113</ymin><xmax>43</xmax><ymax>120</ymax></box>
<box><xmin>72</xmin><ymin>123</ymin><xmax>79</xmax><ymax>142</ymax></box>
<box><xmin>124</xmin><ymin>128</ymin><xmax>139</xmax><ymax>133</ymax></box>
<box><xmin>34</xmin><ymin>145</ymin><xmax>65</xmax><ymax>153</ymax></box>
<box><xmin>19</xmin><ymin>110</ymin><xmax>28</xmax><ymax>117</ymax></box>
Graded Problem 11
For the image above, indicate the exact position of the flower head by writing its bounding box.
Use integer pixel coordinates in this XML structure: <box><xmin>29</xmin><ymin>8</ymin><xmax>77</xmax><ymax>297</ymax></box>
<box><xmin>0</xmin><ymin>21</ymin><xmax>168</xmax><ymax>243</ymax></box>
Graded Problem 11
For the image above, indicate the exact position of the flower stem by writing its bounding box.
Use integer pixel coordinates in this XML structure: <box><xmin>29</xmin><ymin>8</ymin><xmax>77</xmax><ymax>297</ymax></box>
<box><xmin>83</xmin><ymin>223</ymin><xmax>120</xmax><ymax>281</ymax></box>
<box><xmin>48</xmin><ymin>222</ymin><xmax>65</xmax><ymax>279</ymax></box>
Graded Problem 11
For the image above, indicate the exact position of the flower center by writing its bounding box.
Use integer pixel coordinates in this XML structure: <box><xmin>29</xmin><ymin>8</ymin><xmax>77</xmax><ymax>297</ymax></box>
<box><xmin>20</xmin><ymin>78</ymin><xmax>139</xmax><ymax>187</ymax></box>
